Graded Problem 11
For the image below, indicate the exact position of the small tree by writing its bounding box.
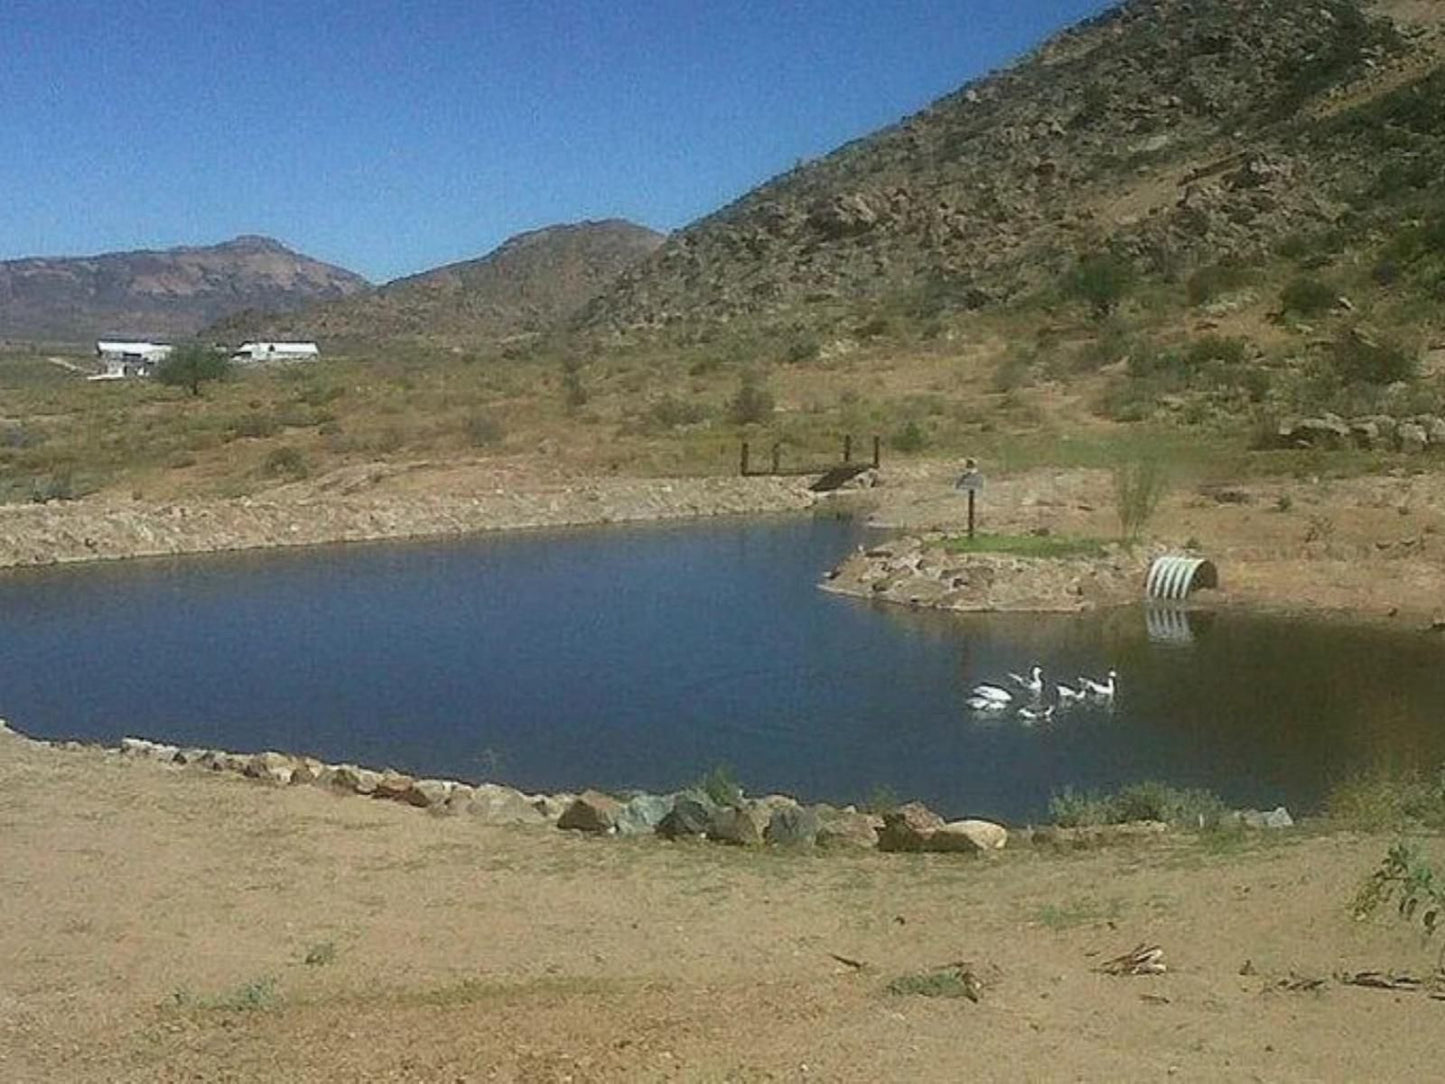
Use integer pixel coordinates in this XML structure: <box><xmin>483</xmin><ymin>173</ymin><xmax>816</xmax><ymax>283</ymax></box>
<box><xmin>155</xmin><ymin>342</ymin><xmax>230</xmax><ymax>396</ymax></box>
<box><xmin>727</xmin><ymin>372</ymin><xmax>774</xmax><ymax>425</ymax></box>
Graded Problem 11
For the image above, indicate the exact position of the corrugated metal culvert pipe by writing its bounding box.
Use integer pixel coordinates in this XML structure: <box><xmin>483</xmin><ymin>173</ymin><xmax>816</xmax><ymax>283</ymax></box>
<box><xmin>1145</xmin><ymin>555</ymin><xmax>1218</xmax><ymax>601</ymax></box>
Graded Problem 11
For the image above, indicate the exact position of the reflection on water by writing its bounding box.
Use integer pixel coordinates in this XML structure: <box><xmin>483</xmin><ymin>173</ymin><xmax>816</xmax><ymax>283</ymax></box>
<box><xmin>1</xmin><ymin>516</ymin><xmax>1443</xmax><ymax>821</ymax></box>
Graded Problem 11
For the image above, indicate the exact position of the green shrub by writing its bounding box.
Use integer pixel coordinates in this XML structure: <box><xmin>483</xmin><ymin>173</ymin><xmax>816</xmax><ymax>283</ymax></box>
<box><xmin>1113</xmin><ymin>458</ymin><xmax>1170</xmax><ymax>541</ymax></box>
<box><xmin>1330</xmin><ymin>327</ymin><xmax>1417</xmax><ymax>385</ymax></box>
<box><xmin>1068</xmin><ymin>251</ymin><xmax>1134</xmax><ymax>319</ymax></box>
<box><xmin>229</xmin><ymin>413</ymin><xmax>281</xmax><ymax>440</ymax></box>
<box><xmin>696</xmin><ymin>764</ymin><xmax>742</xmax><ymax>807</ymax></box>
<box><xmin>727</xmin><ymin>373</ymin><xmax>774</xmax><ymax>425</ymax></box>
<box><xmin>1280</xmin><ymin>277</ymin><xmax>1337</xmax><ymax>317</ymax></box>
<box><xmin>1185</xmin><ymin>262</ymin><xmax>1249</xmax><ymax>307</ymax></box>
<box><xmin>465</xmin><ymin>413</ymin><xmax>504</xmax><ymax>447</ymax></box>
<box><xmin>647</xmin><ymin>395</ymin><xmax>709</xmax><ymax>429</ymax></box>
<box><xmin>261</xmin><ymin>446</ymin><xmax>308</xmax><ymax>480</ymax></box>
<box><xmin>1049</xmin><ymin>781</ymin><xmax>1228</xmax><ymax>828</ymax></box>
<box><xmin>890</xmin><ymin>420</ymin><xmax>927</xmax><ymax>453</ymax></box>
<box><xmin>1351</xmin><ymin>842</ymin><xmax>1445</xmax><ymax>963</ymax></box>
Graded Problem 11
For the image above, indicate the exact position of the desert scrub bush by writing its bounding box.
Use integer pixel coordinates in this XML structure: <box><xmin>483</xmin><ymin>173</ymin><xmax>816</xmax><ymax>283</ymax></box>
<box><xmin>779</xmin><ymin>331</ymin><xmax>822</xmax><ymax>365</ymax></box>
<box><xmin>1327</xmin><ymin>767</ymin><xmax>1445</xmax><ymax>831</ymax></box>
<box><xmin>1185</xmin><ymin>261</ymin><xmax>1250</xmax><ymax>307</ymax></box>
<box><xmin>1351</xmin><ymin>842</ymin><xmax>1445</xmax><ymax>963</ymax></box>
<box><xmin>992</xmin><ymin>351</ymin><xmax>1035</xmax><ymax>393</ymax></box>
<box><xmin>695</xmin><ymin>764</ymin><xmax>742</xmax><ymax>806</ymax></box>
<box><xmin>560</xmin><ymin>356</ymin><xmax>587</xmax><ymax>411</ymax></box>
<box><xmin>727</xmin><ymin>372</ymin><xmax>774</xmax><ymax>425</ymax></box>
<box><xmin>1113</xmin><ymin>458</ymin><xmax>1169</xmax><ymax>541</ymax></box>
<box><xmin>1068</xmin><ymin>251</ymin><xmax>1134</xmax><ymax>320</ymax></box>
<box><xmin>889</xmin><ymin>420</ymin><xmax>927</xmax><ymax>453</ymax></box>
<box><xmin>228</xmin><ymin>412</ymin><xmax>282</xmax><ymax>440</ymax></box>
<box><xmin>1280</xmin><ymin>276</ymin><xmax>1337</xmax><ymax>317</ymax></box>
<box><xmin>647</xmin><ymin>394</ymin><xmax>709</xmax><ymax>430</ymax></box>
<box><xmin>1329</xmin><ymin>326</ymin><xmax>1417</xmax><ymax>385</ymax></box>
<box><xmin>1049</xmin><ymin>782</ymin><xmax>1228</xmax><ymax>829</ymax></box>
<box><xmin>465</xmin><ymin>412</ymin><xmax>505</xmax><ymax>447</ymax></box>
<box><xmin>261</xmin><ymin>446</ymin><xmax>308</xmax><ymax>480</ymax></box>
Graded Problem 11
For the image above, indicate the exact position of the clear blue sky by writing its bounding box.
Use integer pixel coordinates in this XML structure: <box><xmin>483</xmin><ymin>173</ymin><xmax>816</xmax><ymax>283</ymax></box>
<box><xmin>2</xmin><ymin>1</ymin><xmax>1116</xmax><ymax>283</ymax></box>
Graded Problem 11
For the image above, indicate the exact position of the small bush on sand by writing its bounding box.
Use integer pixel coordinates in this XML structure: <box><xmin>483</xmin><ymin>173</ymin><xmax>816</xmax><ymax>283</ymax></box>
<box><xmin>1113</xmin><ymin>458</ymin><xmax>1170</xmax><ymax>541</ymax></box>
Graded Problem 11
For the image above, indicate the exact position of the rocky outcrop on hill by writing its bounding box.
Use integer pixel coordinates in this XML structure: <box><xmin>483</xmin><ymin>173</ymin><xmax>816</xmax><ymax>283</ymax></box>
<box><xmin>585</xmin><ymin>0</ymin><xmax>1439</xmax><ymax>330</ymax></box>
<box><xmin>0</xmin><ymin>235</ymin><xmax>368</xmax><ymax>342</ymax></box>
<box><xmin>216</xmin><ymin>219</ymin><xmax>664</xmax><ymax>348</ymax></box>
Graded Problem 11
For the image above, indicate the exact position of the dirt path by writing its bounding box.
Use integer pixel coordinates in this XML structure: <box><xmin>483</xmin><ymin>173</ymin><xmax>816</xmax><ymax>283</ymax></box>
<box><xmin>3</xmin><ymin>733</ymin><xmax>1444</xmax><ymax>1082</ymax></box>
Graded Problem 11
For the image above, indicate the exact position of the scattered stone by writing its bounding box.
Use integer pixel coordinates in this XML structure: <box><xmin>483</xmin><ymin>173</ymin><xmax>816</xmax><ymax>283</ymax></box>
<box><xmin>1240</xmin><ymin>806</ymin><xmax>1293</xmax><ymax>830</ymax></box>
<box><xmin>557</xmin><ymin>789</ymin><xmax>623</xmax><ymax>834</ymax></box>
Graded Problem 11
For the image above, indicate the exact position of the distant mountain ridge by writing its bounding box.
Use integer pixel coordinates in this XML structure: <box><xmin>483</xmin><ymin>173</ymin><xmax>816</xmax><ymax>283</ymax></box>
<box><xmin>0</xmin><ymin>235</ymin><xmax>369</xmax><ymax>343</ymax></box>
<box><xmin>213</xmin><ymin>219</ymin><xmax>664</xmax><ymax>348</ymax></box>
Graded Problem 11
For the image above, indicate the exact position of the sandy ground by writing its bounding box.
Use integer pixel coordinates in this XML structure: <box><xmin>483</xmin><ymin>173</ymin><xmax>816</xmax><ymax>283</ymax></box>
<box><xmin>4</xmin><ymin>733</ymin><xmax>1444</xmax><ymax>1083</ymax></box>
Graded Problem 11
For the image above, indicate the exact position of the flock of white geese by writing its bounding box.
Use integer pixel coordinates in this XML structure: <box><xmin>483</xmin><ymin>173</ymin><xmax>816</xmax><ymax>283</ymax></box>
<box><xmin>967</xmin><ymin>664</ymin><xmax>1117</xmax><ymax>722</ymax></box>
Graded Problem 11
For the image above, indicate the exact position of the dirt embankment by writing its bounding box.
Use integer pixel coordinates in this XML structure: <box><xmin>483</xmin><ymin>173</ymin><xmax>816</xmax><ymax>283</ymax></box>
<box><xmin>0</xmin><ymin>464</ymin><xmax>816</xmax><ymax>569</ymax></box>
<box><xmin>4</xmin><ymin>728</ymin><xmax>1445</xmax><ymax>1082</ymax></box>
<box><xmin>5</xmin><ymin>457</ymin><xmax>1445</xmax><ymax>627</ymax></box>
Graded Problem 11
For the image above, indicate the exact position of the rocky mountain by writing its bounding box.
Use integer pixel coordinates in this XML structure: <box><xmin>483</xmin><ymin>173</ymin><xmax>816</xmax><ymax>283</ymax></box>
<box><xmin>0</xmin><ymin>235</ymin><xmax>369</xmax><ymax>343</ymax></box>
<box><xmin>584</xmin><ymin>0</ymin><xmax>1445</xmax><ymax>331</ymax></box>
<box><xmin>214</xmin><ymin>220</ymin><xmax>664</xmax><ymax>348</ymax></box>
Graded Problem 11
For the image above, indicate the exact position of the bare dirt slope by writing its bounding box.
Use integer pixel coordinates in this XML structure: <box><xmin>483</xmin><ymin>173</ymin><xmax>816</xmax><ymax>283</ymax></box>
<box><xmin>3</xmin><ymin>733</ymin><xmax>1443</xmax><ymax>1082</ymax></box>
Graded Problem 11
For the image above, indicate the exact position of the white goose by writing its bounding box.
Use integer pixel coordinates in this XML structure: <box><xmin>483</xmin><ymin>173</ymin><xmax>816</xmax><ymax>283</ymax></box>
<box><xmin>1007</xmin><ymin>665</ymin><xmax>1045</xmax><ymax>697</ymax></box>
<box><xmin>969</xmin><ymin>682</ymin><xmax>1013</xmax><ymax>704</ymax></box>
<box><xmin>1055</xmin><ymin>682</ymin><xmax>1087</xmax><ymax>705</ymax></box>
<box><xmin>1079</xmin><ymin>669</ymin><xmax>1118</xmax><ymax>701</ymax></box>
<box><xmin>966</xmin><ymin>694</ymin><xmax>1011</xmax><ymax>712</ymax></box>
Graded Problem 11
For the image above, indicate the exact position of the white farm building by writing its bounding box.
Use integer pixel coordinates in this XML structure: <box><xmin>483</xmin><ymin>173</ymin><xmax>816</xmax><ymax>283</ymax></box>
<box><xmin>91</xmin><ymin>340</ymin><xmax>172</xmax><ymax>380</ymax></box>
<box><xmin>232</xmin><ymin>341</ymin><xmax>320</xmax><ymax>363</ymax></box>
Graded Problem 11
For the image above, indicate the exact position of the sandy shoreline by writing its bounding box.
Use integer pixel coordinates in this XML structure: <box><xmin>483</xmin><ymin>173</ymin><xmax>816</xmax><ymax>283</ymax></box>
<box><xmin>5</xmin><ymin>460</ymin><xmax>1445</xmax><ymax>629</ymax></box>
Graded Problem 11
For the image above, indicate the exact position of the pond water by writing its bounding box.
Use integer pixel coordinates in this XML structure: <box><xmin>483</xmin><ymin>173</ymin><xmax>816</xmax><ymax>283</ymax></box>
<box><xmin>3</xmin><ymin>515</ymin><xmax>1443</xmax><ymax>822</ymax></box>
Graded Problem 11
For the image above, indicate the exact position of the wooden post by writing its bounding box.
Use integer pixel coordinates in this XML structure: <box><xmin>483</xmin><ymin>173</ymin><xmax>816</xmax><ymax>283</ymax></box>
<box><xmin>771</xmin><ymin>443</ymin><xmax>782</xmax><ymax>473</ymax></box>
<box><xmin>740</xmin><ymin>441</ymin><xmax>750</xmax><ymax>476</ymax></box>
<box><xmin>843</xmin><ymin>434</ymin><xmax>853</xmax><ymax>464</ymax></box>
<box><xmin>968</xmin><ymin>489</ymin><xmax>976</xmax><ymax>540</ymax></box>
<box><xmin>872</xmin><ymin>435</ymin><xmax>881</xmax><ymax>469</ymax></box>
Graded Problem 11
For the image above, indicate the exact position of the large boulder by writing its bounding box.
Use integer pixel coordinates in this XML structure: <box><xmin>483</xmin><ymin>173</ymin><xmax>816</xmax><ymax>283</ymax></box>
<box><xmin>463</xmin><ymin>783</ymin><xmax>549</xmax><ymax>825</ymax></box>
<box><xmin>877</xmin><ymin>802</ymin><xmax>946</xmax><ymax>852</ymax></box>
<box><xmin>1400</xmin><ymin>422</ymin><xmax>1428</xmax><ymax>454</ymax></box>
<box><xmin>708</xmin><ymin>804</ymin><xmax>767</xmax><ymax>846</ymax></box>
<box><xmin>404</xmin><ymin>778</ymin><xmax>455</xmax><ymax>810</ymax></box>
<box><xmin>245</xmin><ymin>751</ymin><xmax>296</xmax><ymax>786</ymax></box>
<box><xmin>931</xmin><ymin>819</ymin><xmax>1008</xmax><ymax>853</ymax></box>
<box><xmin>557</xmin><ymin>789</ymin><xmax>623</xmax><ymax>834</ymax></box>
<box><xmin>657</xmin><ymin>793</ymin><xmax>716</xmax><ymax>839</ymax></box>
<box><xmin>815</xmin><ymin>808</ymin><xmax>882</xmax><ymax>850</ymax></box>
<box><xmin>614</xmin><ymin>793</ymin><xmax>674</xmax><ymax>836</ymax></box>
<box><xmin>765</xmin><ymin>804</ymin><xmax>821</xmax><ymax>847</ymax></box>
<box><xmin>372</xmin><ymin>770</ymin><xmax>416</xmax><ymax>802</ymax></box>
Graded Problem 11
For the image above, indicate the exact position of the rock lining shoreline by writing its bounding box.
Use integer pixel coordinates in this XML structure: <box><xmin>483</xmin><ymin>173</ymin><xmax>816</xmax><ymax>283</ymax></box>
<box><xmin>0</xmin><ymin>720</ymin><xmax>1294</xmax><ymax>854</ymax></box>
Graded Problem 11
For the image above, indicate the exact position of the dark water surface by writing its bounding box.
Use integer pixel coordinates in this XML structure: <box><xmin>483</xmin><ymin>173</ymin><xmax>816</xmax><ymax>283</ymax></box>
<box><xmin>3</xmin><ymin>515</ymin><xmax>1443</xmax><ymax>821</ymax></box>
